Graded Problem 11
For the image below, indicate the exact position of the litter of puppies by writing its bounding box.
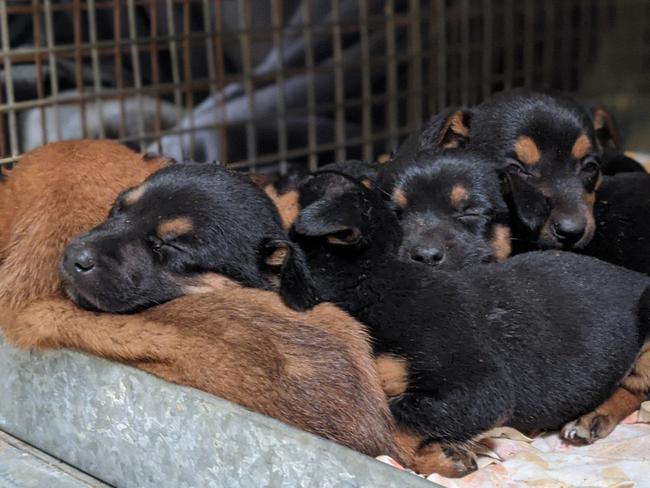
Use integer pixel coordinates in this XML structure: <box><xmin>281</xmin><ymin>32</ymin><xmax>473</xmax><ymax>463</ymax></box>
<box><xmin>1</xmin><ymin>89</ymin><xmax>649</xmax><ymax>483</ymax></box>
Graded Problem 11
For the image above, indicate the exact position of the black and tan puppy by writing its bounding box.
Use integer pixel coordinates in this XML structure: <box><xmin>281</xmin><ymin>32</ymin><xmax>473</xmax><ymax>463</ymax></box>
<box><xmin>378</xmin><ymin>149</ymin><xmax>511</xmax><ymax>268</ymax></box>
<box><xmin>60</xmin><ymin>162</ymin><xmax>318</xmax><ymax>313</ymax></box>
<box><xmin>291</xmin><ymin>171</ymin><xmax>650</xmax><ymax>468</ymax></box>
<box><xmin>262</xmin><ymin>160</ymin><xmax>383</xmax><ymax>230</ymax></box>
<box><xmin>468</xmin><ymin>90</ymin><xmax>606</xmax><ymax>251</ymax></box>
<box><xmin>408</xmin><ymin>90</ymin><xmax>611</xmax><ymax>251</ymax></box>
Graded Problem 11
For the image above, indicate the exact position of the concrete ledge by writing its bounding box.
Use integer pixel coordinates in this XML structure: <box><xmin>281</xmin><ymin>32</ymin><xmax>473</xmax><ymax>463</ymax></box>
<box><xmin>0</xmin><ymin>335</ymin><xmax>431</xmax><ymax>488</ymax></box>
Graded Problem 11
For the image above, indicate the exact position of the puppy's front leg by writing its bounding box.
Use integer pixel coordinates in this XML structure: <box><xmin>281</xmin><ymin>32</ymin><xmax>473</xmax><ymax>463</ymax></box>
<box><xmin>389</xmin><ymin>362</ymin><xmax>513</xmax><ymax>476</ymax></box>
<box><xmin>7</xmin><ymin>298</ymin><xmax>181</xmax><ymax>363</ymax></box>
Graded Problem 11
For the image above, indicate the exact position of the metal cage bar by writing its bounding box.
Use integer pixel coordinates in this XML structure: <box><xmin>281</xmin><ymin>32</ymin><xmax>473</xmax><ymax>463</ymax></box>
<box><xmin>0</xmin><ymin>0</ymin><xmax>648</xmax><ymax>169</ymax></box>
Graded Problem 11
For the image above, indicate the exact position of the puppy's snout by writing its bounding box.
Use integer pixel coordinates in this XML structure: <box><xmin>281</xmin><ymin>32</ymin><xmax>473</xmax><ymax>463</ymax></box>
<box><xmin>551</xmin><ymin>217</ymin><xmax>586</xmax><ymax>247</ymax></box>
<box><xmin>64</xmin><ymin>244</ymin><xmax>96</xmax><ymax>274</ymax></box>
<box><xmin>410</xmin><ymin>245</ymin><xmax>446</xmax><ymax>266</ymax></box>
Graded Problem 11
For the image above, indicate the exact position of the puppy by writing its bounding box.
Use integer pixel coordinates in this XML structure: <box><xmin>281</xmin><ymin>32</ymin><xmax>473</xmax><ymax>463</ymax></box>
<box><xmin>292</xmin><ymin>171</ymin><xmax>650</xmax><ymax>468</ymax></box>
<box><xmin>60</xmin><ymin>162</ymin><xmax>318</xmax><ymax>313</ymax></box>
<box><xmin>581</xmin><ymin>172</ymin><xmax>650</xmax><ymax>275</ymax></box>
<box><xmin>378</xmin><ymin>149</ymin><xmax>511</xmax><ymax>268</ymax></box>
<box><xmin>378</xmin><ymin>147</ymin><xmax>650</xmax><ymax>441</ymax></box>
<box><xmin>410</xmin><ymin>90</ymin><xmax>608</xmax><ymax>251</ymax></box>
<box><xmin>264</xmin><ymin>160</ymin><xmax>382</xmax><ymax>230</ymax></box>
<box><xmin>0</xmin><ymin>142</ymin><xmax>404</xmax><ymax>460</ymax></box>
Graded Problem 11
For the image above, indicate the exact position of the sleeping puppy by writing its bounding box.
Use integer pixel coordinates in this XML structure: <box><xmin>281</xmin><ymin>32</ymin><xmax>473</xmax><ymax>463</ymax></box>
<box><xmin>60</xmin><ymin>162</ymin><xmax>318</xmax><ymax>313</ymax></box>
<box><xmin>377</xmin><ymin>149</ymin><xmax>511</xmax><ymax>268</ymax></box>
<box><xmin>0</xmin><ymin>142</ymin><xmax>405</xmax><ymax>461</ymax></box>
<box><xmin>263</xmin><ymin>160</ymin><xmax>383</xmax><ymax>230</ymax></box>
<box><xmin>409</xmin><ymin>90</ymin><xmax>610</xmax><ymax>251</ymax></box>
<box><xmin>377</xmin><ymin>147</ymin><xmax>650</xmax><ymax>442</ymax></box>
<box><xmin>396</xmin><ymin>93</ymin><xmax>650</xmax><ymax>272</ymax></box>
<box><xmin>291</xmin><ymin>171</ymin><xmax>650</xmax><ymax>471</ymax></box>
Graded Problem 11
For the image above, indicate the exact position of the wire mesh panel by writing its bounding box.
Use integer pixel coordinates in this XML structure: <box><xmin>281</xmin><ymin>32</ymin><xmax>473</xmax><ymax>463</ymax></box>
<box><xmin>1</xmin><ymin>0</ymin><xmax>649</xmax><ymax>172</ymax></box>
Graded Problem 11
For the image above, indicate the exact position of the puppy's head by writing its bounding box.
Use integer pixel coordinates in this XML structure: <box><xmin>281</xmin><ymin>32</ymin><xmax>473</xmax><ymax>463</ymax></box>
<box><xmin>383</xmin><ymin>149</ymin><xmax>511</xmax><ymax>269</ymax></box>
<box><xmin>60</xmin><ymin>163</ymin><xmax>317</xmax><ymax>313</ymax></box>
<box><xmin>294</xmin><ymin>169</ymin><xmax>402</xmax><ymax>259</ymax></box>
<box><xmin>470</xmin><ymin>90</ymin><xmax>602</xmax><ymax>250</ymax></box>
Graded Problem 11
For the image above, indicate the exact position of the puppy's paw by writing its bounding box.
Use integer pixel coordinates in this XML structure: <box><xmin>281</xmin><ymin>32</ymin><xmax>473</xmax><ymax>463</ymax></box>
<box><xmin>442</xmin><ymin>444</ymin><xmax>478</xmax><ymax>477</ymax></box>
<box><xmin>409</xmin><ymin>442</ymin><xmax>477</xmax><ymax>478</ymax></box>
<box><xmin>561</xmin><ymin>412</ymin><xmax>615</xmax><ymax>445</ymax></box>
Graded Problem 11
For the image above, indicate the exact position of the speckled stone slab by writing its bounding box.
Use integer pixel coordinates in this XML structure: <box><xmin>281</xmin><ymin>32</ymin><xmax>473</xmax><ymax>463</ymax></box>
<box><xmin>0</xmin><ymin>335</ymin><xmax>432</xmax><ymax>488</ymax></box>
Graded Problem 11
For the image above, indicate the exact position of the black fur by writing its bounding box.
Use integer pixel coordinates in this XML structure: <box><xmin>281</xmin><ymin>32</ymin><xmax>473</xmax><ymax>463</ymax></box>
<box><xmin>600</xmin><ymin>153</ymin><xmax>646</xmax><ymax>176</ymax></box>
<box><xmin>60</xmin><ymin>163</ymin><xmax>318</xmax><ymax>313</ymax></box>
<box><xmin>580</xmin><ymin>173</ymin><xmax>650</xmax><ymax>275</ymax></box>
<box><xmin>292</xmin><ymin>172</ymin><xmax>650</xmax><ymax>446</ymax></box>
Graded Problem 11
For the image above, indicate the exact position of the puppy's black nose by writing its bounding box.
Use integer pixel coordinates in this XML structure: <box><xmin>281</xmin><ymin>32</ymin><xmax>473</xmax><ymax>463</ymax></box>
<box><xmin>552</xmin><ymin>218</ymin><xmax>586</xmax><ymax>246</ymax></box>
<box><xmin>65</xmin><ymin>245</ymin><xmax>96</xmax><ymax>274</ymax></box>
<box><xmin>410</xmin><ymin>246</ymin><xmax>445</xmax><ymax>266</ymax></box>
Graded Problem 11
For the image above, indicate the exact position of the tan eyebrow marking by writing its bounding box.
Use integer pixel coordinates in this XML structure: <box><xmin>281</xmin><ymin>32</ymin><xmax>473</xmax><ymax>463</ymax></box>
<box><xmin>123</xmin><ymin>184</ymin><xmax>147</xmax><ymax>206</ymax></box>
<box><xmin>572</xmin><ymin>134</ymin><xmax>592</xmax><ymax>160</ymax></box>
<box><xmin>514</xmin><ymin>136</ymin><xmax>541</xmax><ymax>166</ymax></box>
<box><xmin>450</xmin><ymin>184</ymin><xmax>469</xmax><ymax>208</ymax></box>
<box><xmin>392</xmin><ymin>188</ymin><xmax>408</xmax><ymax>208</ymax></box>
<box><xmin>157</xmin><ymin>217</ymin><xmax>194</xmax><ymax>239</ymax></box>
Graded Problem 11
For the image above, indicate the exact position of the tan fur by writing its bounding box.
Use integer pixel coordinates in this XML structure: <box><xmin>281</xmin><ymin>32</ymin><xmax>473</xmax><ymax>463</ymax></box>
<box><xmin>265</xmin><ymin>185</ymin><xmax>300</xmax><ymax>230</ymax></box>
<box><xmin>438</xmin><ymin>111</ymin><xmax>470</xmax><ymax>149</ymax></box>
<box><xmin>123</xmin><ymin>184</ymin><xmax>148</xmax><ymax>206</ymax></box>
<box><xmin>450</xmin><ymin>184</ymin><xmax>469</xmax><ymax>208</ymax></box>
<box><xmin>621</xmin><ymin>342</ymin><xmax>650</xmax><ymax>393</ymax></box>
<box><xmin>0</xmin><ymin>142</ymin><xmax>410</xmax><ymax>463</ymax></box>
<box><xmin>514</xmin><ymin>136</ymin><xmax>541</xmax><ymax>166</ymax></box>
<box><xmin>265</xmin><ymin>247</ymin><xmax>288</xmax><ymax>267</ymax></box>
<box><xmin>9</xmin><ymin>287</ymin><xmax>404</xmax><ymax>459</ymax></box>
<box><xmin>393</xmin><ymin>430</ymin><xmax>476</xmax><ymax>478</ymax></box>
<box><xmin>571</xmin><ymin>134</ymin><xmax>592</xmax><ymax>160</ymax></box>
<box><xmin>582</xmin><ymin>191</ymin><xmax>597</xmax><ymax>245</ymax></box>
<box><xmin>595</xmin><ymin>172</ymin><xmax>604</xmax><ymax>191</ymax></box>
<box><xmin>490</xmin><ymin>224</ymin><xmax>512</xmax><ymax>262</ymax></box>
<box><xmin>565</xmin><ymin>388</ymin><xmax>645</xmax><ymax>443</ymax></box>
<box><xmin>392</xmin><ymin>189</ymin><xmax>408</xmax><ymax>208</ymax></box>
<box><xmin>0</xmin><ymin>140</ymin><xmax>166</xmax><ymax>310</ymax></box>
<box><xmin>157</xmin><ymin>217</ymin><xmax>193</xmax><ymax>240</ymax></box>
<box><xmin>375</xmin><ymin>354</ymin><xmax>409</xmax><ymax>398</ymax></box>
<box><xmin>377</xmin><ymin>153</ymin><xmax>392</xmax><ymax>164</ymax></box>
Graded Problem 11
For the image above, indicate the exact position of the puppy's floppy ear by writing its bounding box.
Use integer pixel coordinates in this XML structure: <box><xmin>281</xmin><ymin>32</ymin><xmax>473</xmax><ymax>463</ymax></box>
<box><xmin>592</xmin><ymin>106</ymin><xmax>622</xmax><ymax>151</ymax></box>
<box><xmin>418</xmin><ymin>108</ymin><xmax>472</xmax><ymax>149</ymax></box>
<box><xmin>501</xmin><ymin>173</ymin><xmax>551</xmax><ymax>233</ymax></box>
<box><xmin>262</xmin><ymin>239</ymin><xmax>319</xmax><ymax>311</ymax></box>
<box><xmin>294</xmin><ymin>198</ymin><xmax>363</xmax><ymax>246</ymax></box>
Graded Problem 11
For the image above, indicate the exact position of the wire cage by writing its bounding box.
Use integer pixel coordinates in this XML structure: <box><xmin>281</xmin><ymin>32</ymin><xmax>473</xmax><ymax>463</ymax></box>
<box><xmin>1</xmin><ymin>0</ymin><xmax>649</xmax><ymax>174</ymax></box>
